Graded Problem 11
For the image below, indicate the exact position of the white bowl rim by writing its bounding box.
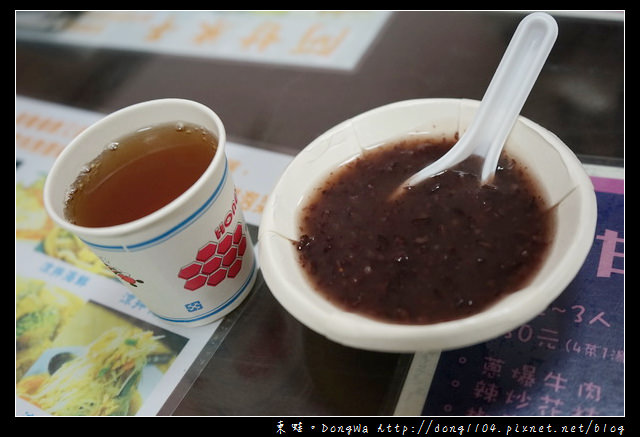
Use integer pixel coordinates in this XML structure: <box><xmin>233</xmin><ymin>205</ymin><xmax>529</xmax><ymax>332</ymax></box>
<box><xmin>258</xmin><ymin>98</ymin><xmax>598</xmax><ymax>353</ymax></box>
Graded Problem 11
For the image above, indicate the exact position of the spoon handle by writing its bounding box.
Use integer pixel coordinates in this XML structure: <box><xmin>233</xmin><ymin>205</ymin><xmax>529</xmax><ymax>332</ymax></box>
<box><xmin>402</xmin><ymin>12</ymin><xmax>557</xmax><ymax>190</ymax></box>
<box><xmin>473</xmin><ymin>11</ymin><xmax>558</xmax><ymax>182</ymax></box>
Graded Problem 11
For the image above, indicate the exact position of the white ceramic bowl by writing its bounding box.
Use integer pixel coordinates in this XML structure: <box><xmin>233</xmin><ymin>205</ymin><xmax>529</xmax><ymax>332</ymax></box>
<box><xmin>258</xmin><ymin>99</ymin><xmax>597</xmax><ymax>353</ymax></box>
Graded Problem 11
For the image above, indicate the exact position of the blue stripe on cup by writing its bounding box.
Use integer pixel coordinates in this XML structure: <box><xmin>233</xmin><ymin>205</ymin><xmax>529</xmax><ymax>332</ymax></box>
<box><xmin>81</xmin><ymin>159</ymin><xmax>229</xmax><ymax>252</ymax></box>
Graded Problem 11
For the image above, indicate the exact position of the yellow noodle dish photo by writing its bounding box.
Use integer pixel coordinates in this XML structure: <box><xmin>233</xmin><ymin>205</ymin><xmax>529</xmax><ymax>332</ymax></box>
<box><xmin>16</xmin><ymin>277</ymin><xmax>187</xmax><ymax>416</ymax></box>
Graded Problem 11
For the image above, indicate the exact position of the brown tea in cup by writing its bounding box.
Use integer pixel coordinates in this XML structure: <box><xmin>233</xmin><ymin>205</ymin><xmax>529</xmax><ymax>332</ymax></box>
<box><xmin>63</xmin><ymin>121</ymin><xmax>218</xmax><ymax>228</ymax></box>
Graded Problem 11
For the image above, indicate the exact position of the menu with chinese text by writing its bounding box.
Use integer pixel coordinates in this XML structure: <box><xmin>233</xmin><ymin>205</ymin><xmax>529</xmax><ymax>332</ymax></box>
<box><xmin>421</xmin><ymin>176</ymin><xmax>624</xmax><ymax>416</ymax></box>
<box><xmin>15</xmin><ymin>96</ymin><xmax>293</xmax><ymax>416</ymax></box>
<box><xmin>16</xmin><ymin>11</ymin><xmax>391</xmax><ymax>71</ymax></box>
<box><xmin>17</xmin><ymin>95</ymin><xmax>624</xmax><ymax>417</ymax></box>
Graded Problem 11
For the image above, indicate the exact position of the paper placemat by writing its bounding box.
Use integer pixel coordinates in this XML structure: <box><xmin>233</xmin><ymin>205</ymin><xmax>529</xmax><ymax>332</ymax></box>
<box><xmin>16</xmin><ymin>11</ymin><xmax>391</xmax><ymax>71</ymax></box>
<box><xmin>15</xmin><ymin>95</ymin><xmax>293</xmax><ymax>416</ymax></box>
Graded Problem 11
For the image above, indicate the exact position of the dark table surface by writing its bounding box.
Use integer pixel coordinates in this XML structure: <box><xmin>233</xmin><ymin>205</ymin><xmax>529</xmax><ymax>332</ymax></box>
<box><xmin>16</xmin><ymin>10</ymin><xmax>624</xmax><ymax>416</ymax></box>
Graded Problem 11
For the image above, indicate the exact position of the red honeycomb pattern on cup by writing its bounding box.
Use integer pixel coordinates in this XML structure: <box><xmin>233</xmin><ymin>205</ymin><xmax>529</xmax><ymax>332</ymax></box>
<box><xmin>178</xmin><ymin>224</ymin><xmax>247</xmax><ymax>291</ymax></box>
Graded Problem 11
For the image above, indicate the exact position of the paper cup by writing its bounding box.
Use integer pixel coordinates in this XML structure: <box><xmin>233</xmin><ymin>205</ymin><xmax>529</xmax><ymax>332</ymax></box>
<box><xmin>44</xmin><ymin>99</ymin><xmax>257</xmax><ymax>327</ymax></box>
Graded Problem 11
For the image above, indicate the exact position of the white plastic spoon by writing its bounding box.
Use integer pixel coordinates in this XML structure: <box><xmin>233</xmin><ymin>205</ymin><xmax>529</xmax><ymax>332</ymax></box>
<box><xmin>398</xmin><ymin>12</ymin><xmax>558</xmax><ymax>193</ymax></box>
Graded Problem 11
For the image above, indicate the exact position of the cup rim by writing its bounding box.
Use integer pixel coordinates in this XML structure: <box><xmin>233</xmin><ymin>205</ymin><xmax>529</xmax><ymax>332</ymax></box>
<box><xmin>43</xmin><ymin>98</ymin><xmax>227</xmax><ymax>238</ymax></box>
<box><xmin>258</xmin><ymin>98</ymin><xmax>598</xmax><ymax>352</ymax></box>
